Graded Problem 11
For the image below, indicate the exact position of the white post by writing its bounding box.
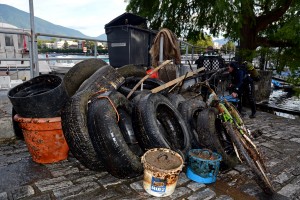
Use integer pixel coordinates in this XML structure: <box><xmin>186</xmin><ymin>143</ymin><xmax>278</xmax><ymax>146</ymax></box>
<box><xmin>159</xmin><ymin>35</ymin><xmax>164</xmax><ymax>63</ymax></box>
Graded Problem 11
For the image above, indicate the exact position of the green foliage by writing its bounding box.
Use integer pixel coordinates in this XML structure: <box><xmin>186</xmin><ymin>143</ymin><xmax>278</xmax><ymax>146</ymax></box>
<box><xmin>187</xmin><ymin>34</ymin><xmax>214</xmax><ymax>48</ymax></box>
<box><xmin>221</xmin><ymin>41</ymin><xmax>235</xmax><ymax>52</ymax></box>
<box><xmin>126</xmin><ymin>0</ymin><xmax>300</xmax><ymax>59</ymax></box>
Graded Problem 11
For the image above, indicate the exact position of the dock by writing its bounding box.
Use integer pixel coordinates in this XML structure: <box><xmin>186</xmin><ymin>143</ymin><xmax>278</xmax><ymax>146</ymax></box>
<box><xmin>0</xmin><ymin>89</ymin><xmax>300</xmax><ymax>200</ymax></box>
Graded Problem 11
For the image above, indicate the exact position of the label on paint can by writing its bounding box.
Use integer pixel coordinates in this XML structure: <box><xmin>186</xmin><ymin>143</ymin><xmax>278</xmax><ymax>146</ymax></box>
<box><xmin>151</xmin><ymin>177</ymin><xmax>166</xmax><ymax>193</ymax></box>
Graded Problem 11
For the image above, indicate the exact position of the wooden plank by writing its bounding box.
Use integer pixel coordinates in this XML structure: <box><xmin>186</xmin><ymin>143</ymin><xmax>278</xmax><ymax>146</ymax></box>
<box><xmin>151</xmin><ymin>67</ymin><xmax>205</xmax><ymax>93</ymax></box>
<box><xmin>126</xmin><ymin>60</ymin><xmax>171</xmax><ymax>99</ymax></box>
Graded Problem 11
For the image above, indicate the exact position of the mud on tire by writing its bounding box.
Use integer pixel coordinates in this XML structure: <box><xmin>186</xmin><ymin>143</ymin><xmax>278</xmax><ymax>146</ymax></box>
<box><xmin>132</xmin><ymin>93</ymin><xmax>191</xmax><ymax>160</ymax></box>
<box><xmin>178</xmin><ymin>99</ymin><xmax>206</xmax><ymax>148</ymax></box>
<box><xmin>87</xmin><ymin>91</ymin><xmax>143</xmax><ymax>178</ymax></box>
<box><xmin>61</xmin><ymin>65</ymin><xmax>124</xmax><ymax>171</ymax></box>
<box><xmin>196</xmin><ymin>108</ymin><xmax>238</xmax><ymax>169</ymax></box>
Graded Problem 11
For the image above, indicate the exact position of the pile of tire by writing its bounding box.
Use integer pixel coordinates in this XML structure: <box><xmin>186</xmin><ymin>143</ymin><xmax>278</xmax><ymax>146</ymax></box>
<box><xmin>60</xmin><ymin>61</ymin><xmax>205</xmax><ymax>179</ymax></box>
<box><xmin>9</xmin><ymin>58</ymin><xmax>231</xmax><ymax>179</ymax></box>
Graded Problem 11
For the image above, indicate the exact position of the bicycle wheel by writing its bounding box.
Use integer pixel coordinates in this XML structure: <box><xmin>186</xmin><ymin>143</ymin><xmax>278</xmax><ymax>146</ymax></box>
<box><xmin>223</xmin><ymin>122</ymin><xmax>275</xmax><ymax>195</ymax></box>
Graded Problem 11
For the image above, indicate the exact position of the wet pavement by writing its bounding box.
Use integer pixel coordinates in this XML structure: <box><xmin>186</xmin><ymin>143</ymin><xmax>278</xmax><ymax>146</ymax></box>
<box><xmin>0</xmin><ymin>89</ymin><xmax>300</xmax><ymax>200</ymax></box>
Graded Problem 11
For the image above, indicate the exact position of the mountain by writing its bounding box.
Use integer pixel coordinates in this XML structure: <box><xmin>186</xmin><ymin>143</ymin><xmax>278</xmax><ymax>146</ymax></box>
<box><xmin>0</xmin><ymin>4</ymin><xmax>105</xmax><ymax>40</ymax></box>
<box><xmin>97</xmin><ymin>34</ymin><xmax>107</xmax><ymax>40</ymax></box>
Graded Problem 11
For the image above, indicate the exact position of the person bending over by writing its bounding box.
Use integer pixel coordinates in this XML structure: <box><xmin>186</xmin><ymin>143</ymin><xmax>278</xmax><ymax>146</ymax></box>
<box><xmin>227</xmin><ymin>62</ymin><xmax>256</xmax><ymax>118</ymax></box>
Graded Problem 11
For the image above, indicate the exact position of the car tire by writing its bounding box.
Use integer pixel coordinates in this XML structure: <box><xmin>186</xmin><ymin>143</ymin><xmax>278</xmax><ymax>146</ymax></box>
<box><xmin>132</xmin><ymin>93</ymin><xmax>191</xmax><ymax>160</ymax></box>
<box><xmin>62</xmin><ymin>58</ymin><xmax>108</xmax><ymax>97</ymax></box>
<box><xmin>87</xmin><ymin>91</ymin><xmax>143</xmax><ymax>178</ymax></box>
<box><xmin>196</xmin><ymin>108</ymin><xmax>238</xmax><ymax>169</ymax></box>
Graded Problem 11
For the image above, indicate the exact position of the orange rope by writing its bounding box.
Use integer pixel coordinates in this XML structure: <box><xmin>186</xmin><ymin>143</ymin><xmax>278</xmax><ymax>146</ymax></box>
<box><xmin>97</xmin><ymin>95</ymin><xmax>120</xmax><ymax>123</ymax></box>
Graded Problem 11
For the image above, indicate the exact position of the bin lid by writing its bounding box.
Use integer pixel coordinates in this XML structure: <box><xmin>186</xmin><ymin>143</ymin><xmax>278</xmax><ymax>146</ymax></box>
<box><xmin>105</xmin><ymin>12</ymin><xmax>147</xmax><ymax>28</ymax></box>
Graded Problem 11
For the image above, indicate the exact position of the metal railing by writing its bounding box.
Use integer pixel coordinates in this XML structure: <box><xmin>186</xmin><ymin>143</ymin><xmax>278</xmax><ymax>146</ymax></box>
<box><xmin>0</xmin><ymin>29</ymin><xmax>33</xmax><ymax>77</ymax></box>
<box><xmin>34</xmin><ymin>33</ymin><xmax>108</xmax><ymax>75</ymax></box>
<box><xmin>178</xmin><ymin>39</ymin><xmax>237</xmax><ymax>65</ymax></box>
<box><xmin>0</xmin><ymin>28</ymin><xmax>109</xmax><ymax>79</ymax></box>
<box><xmin>0</xmin><ymin>28</ymin><xmax>237</xmax><ymax>80</ymax></box>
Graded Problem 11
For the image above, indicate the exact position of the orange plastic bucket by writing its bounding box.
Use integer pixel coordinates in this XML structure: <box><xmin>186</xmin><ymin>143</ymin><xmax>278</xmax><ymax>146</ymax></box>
<box><xmin>14</xmin><ymin>114</ymin><xmax>69</xmax><ymax>164</ymax></box>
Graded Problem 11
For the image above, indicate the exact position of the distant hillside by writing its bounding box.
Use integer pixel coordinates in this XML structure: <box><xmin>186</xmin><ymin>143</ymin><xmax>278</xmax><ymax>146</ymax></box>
<box><xmin>0</xmin><ymin>4</ymin><xmax>106</xmax><ymax>40</ymax></box>
<box><xmin>97</xmin><ymin>34</ymin><xmax>107</xmax><ymax>40</ymax></box>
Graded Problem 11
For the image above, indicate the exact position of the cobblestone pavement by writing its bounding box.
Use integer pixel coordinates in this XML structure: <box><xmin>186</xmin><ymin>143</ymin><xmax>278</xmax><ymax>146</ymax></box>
<box><xmin>0</xmin><ymin>89</ymin><xmax>300</xmax><ymax>200</ymax></box>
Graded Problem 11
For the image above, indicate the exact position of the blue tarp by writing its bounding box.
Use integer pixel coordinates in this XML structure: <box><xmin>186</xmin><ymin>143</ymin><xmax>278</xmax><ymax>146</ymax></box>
<box><xmin>219</xmin><ymin>95</ymin><xmax>239</xmax><ymax>103</ymax></box>
<box><xmin>272</xmin><ymin>79</ymin><xmax>282</xmax><ymax>88</ymax></box>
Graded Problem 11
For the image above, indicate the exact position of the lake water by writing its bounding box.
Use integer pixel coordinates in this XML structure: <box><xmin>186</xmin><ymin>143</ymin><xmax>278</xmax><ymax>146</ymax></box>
<box><xmin>269</xmin><ymin>89</ymin><xmax>300</xmax><ymax>119</ymax></box>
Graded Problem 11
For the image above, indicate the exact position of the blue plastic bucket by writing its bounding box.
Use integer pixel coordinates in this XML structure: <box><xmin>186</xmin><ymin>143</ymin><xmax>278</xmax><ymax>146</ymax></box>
<box><xmin>186</xmin><ymin>149</ymin><xmax>222</xmax><ymax>184</ymax></box>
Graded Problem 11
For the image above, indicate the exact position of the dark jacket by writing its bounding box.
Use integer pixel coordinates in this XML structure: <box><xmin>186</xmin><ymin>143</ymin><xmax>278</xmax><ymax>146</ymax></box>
<box><xmin>230</xmin><ymin>67</ymin><xmax>247</xmax><ymax>93</ymax></box>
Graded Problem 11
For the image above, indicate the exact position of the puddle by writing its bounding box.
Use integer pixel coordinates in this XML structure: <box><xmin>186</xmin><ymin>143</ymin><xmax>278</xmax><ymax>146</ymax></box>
<box><xmin>208</xmin><ymin>179</ymin><xmax>256</xmax><ymax>200</ymax></box>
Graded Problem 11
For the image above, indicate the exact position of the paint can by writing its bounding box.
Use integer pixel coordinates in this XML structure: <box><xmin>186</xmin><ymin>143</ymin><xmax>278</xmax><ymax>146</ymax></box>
<box><xmin>186</xmin><ymin>149</ymin><xmax>222</xmax><ymax>184</ymax></box>
<box><xmin>141</xmin><ymin>148</ymin><xmax>184</xmax><ymax>197</ymax></box>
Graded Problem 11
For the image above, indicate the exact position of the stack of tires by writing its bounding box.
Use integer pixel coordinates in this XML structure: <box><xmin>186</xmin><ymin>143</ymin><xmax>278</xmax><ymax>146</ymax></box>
<box><xmin>59</xmin><ymin>61</ymin><xmax>198</xmax><ymax>179</ymax></box>
<box><xmin>9</xmin><ymin>58</ymin><xmax>235</xmax><ymax>179</ymax></box>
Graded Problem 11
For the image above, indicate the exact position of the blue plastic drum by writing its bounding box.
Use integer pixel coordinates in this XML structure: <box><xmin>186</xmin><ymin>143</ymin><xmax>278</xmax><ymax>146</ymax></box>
<box><xmin>186</xmin><ymin>149</ymin><xmax>222</xmax><ymax>184</ymax></box>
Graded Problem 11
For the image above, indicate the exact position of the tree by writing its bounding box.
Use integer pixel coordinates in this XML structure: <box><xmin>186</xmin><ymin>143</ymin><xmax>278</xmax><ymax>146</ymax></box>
<box><xmin>188</xmin><ymin>35</ymin><xmax>214</xmax><ymax>48</ymax></box>
<box><xmin>126</xmin><ymin>0</ymin><xmax>300</xmax><ymax>66</ymax></box>
<box><xmin>221</xmin><ymin>41</ymin><xmax>235</xmax><ymax>53</ymax></box>
<box><xmin>63</xmin><ymin>40</ymin><xmax>68</xmax><ymax>49</ymax></box>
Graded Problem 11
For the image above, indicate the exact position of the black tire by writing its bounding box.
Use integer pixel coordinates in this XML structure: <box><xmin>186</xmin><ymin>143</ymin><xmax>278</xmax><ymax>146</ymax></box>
<box><xmin>61</xmin><ymin>91</ymin><xmax>105</xmax><ymax>171</ymax></box>
<box><xmin>118</xmin><ymin>109</ymin><xmax>144</xmax><ymax>157</ymax></box>
<box><xmin>167</xmin><ymin>93</ymin><xmax>186</xmax><ymax>108</ymax></box>
<box><xmin>61</xmin><ymin>65</ymin><xmax>125</xmax><ymax>171</ymax></box>
<box><xmin>76</xmin><ymin>65</ymin><xmax>124</xmax><ymax>93</ymax></box>
<box><xmin>117</xmin><ymin>64</ymin><xmax>147</xmax><ymax>78</ymax></box>
<box><xmin>87</xmin><ymin>91</ymin><xmax>143</xmax><ymax>178</ymax></box>
<box><xmin>223</xmin><ymin>122</ymin><xmax>275</xmax><ymax>195</ymax></box>
<box><xmin>132</xmin><ymin>93</ymin><xmax>191</xmax><ymax>159</ymax></box>
<box><xmin>181</xmin><ymin>91</ymin><xmax>204</xmax><ymax>102</ymax></box>
<box><xmin>196</xmin><ymin>108</ymin><xmax>238</xmax><ymax>169</ymax></box>
<box><xmin>178</xmin><ymin>99</ymin><xmax>206</xmax><ymax>148</ymax></box>
<box><xmin>8</xmin><ymin>75</ymin><xmax>68</xmax><ymax>118</ymax></box>
<box><xmin>118</xmin><ymin>77</ymin><xmax>165</xmax><ymax>99</ymax></box>
<box><xmin>12</xmin><ymin>107</ymin><xmax>23</xmax><ymax>140</ymax></box>
<box><xmin>63</xmin><ymin>58</ymin><xmax>108</xmax><ymax>97</ymax></box>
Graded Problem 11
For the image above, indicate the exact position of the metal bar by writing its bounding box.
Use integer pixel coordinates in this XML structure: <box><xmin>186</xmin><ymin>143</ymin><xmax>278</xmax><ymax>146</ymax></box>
<box><xmin>36</xmin><ymin>32</ymin><xmax>107</xmax><ymax>43</ymax></box>
<box><xmin>0</xmin><ymin>58</ymin><xmax>31</xmax><ymax>61</ymax></box>
<box><xmin>0</xmin><ymin>29</ymin><xmax>31</xmax><ymax>36</ymax></box>
<box><xmin>159</xmin><ymin>35</ymin><xmax>164</xmax><ymax>62</ymax></box>
<box><xmin>29</xmin><ymin>0</ymin><xmax>38</xmax><ymax>78</ymax></box>
<box><xmin>94</xmin><ymin>41</ymin><xmax>97</xmax><ymax>57</ymax></box>
<box><xmin>39</xmin><ymin>57</ymin><xmax>91</xmax><ymax>61</ymax></box>
<box><xmin>185</xmin><ymin>44</ymin><xmax>188</xmax><ymax>64</ymax></box>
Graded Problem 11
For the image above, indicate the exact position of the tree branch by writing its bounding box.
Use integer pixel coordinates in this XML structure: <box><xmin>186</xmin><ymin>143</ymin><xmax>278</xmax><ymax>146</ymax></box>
<box><xmin>257</xmin><ymin>36</ymin><xmax>297</xmax><ymax>48</ymax></box>
<box><xmin>256</xmin><ymin>0</ymin><xmax>293</xmax><ymax>32</ymax></box>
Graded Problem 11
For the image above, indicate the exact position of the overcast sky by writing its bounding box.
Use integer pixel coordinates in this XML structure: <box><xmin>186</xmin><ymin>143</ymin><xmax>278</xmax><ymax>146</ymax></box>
<box><xmin>0</xmin><ymin>0</ymin><xmax>128</xmax><ymax>37</ymax></box>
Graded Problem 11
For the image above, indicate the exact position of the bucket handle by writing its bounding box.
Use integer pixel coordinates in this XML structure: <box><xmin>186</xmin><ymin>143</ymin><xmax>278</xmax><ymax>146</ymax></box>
<box><xmin>157</xmin><ymin>153</ymin><xmax>168</xmax><ymax>161</ymax></box>
<box><xmin>202</xmin><ymin>148</ymin><xmax>213</xmax><ymax>155</ymax></box>
<box><xmin>200</xmin><ymin>149</ymin><xmax>215</xmax><ymax>159</ymax></box>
